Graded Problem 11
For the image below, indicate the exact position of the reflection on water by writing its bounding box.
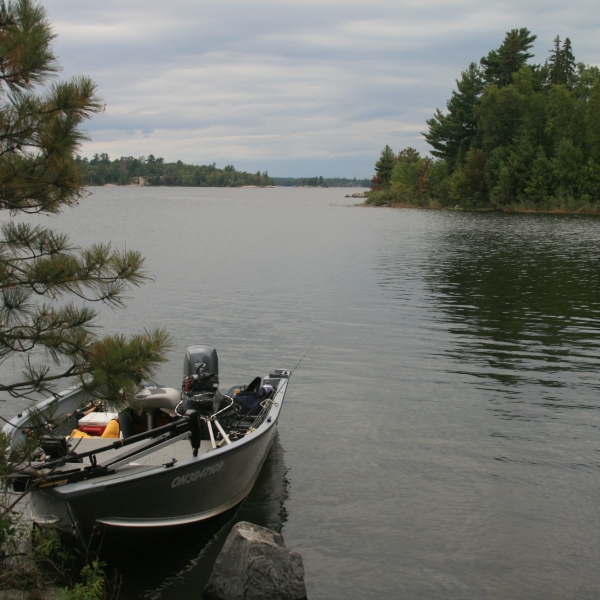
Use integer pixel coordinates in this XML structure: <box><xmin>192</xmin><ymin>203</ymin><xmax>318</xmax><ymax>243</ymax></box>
<box><xmin>369</xmin><ymin>210</ymin><xmax>600</xmax><ymax>598</ymax></box>
<box><xmin>108</xmin><ymin>435</ymin><xmax>288</xmax><ymax>599</ymax></box>
<box><xmin>378</xmin><ymin>212</ymin><xmax>600</xmax><ymax>414</ymax></box>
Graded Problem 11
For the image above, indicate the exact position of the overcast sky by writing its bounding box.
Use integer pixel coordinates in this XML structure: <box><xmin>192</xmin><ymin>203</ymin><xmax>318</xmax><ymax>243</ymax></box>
<box><xmin>43</xmin><ymin>0</ymin><xmax>599</xmax><ymax>178</ymax></box>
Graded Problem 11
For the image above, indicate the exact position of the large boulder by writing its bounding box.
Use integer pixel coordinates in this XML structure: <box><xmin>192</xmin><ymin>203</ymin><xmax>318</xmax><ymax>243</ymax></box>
<box><xmin>203</xmin><ymin>521</ymin><xmax>307</xmax><ymax>600</ymax></box>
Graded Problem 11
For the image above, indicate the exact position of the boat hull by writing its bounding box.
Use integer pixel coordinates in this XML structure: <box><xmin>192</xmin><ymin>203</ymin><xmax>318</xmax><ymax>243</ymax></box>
<box><xmin>42</xmin><ymin>423</ymin><xmax>277</xmax><ymax>541</ymax></box>
<box><xmin>6</xmin><ymin>377</ymin><xmax>289</xmax><ymax>546</ymax></box>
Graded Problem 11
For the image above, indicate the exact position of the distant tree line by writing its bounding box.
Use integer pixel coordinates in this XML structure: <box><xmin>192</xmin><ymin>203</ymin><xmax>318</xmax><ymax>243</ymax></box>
<box><xmin>76</xmin><ymin>154</ymin><xmax>274</xmax><ymax>187</ymax></box>
<box><xmin>368</xmin><ymin>30</ymin><xmax>600</xmax><ymax>211</ymax></box>
<box><xmin>272</xmin><ymin>176</ymin><xmax>371</xmax><ymax>187</ymax></box>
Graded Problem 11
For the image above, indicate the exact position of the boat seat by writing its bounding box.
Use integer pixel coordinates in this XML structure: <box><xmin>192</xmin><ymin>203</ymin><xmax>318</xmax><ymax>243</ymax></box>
<box><xmin>132</xmin><ymin>387</ymin><xmax>180</xmax><ymax>413</ymax></box>
<box><xmin>121</xmin><ymin>387</ymin><xmax>181</xmax><ymax>436</ymax></box>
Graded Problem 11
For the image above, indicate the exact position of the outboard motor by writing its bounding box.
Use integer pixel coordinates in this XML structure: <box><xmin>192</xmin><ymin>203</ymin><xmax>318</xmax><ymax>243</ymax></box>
<box><xmin>183</xmin><ymin>345</ymin><xmax>219</xmax><ymax>394</ymax></box>
<box><xmin>180</xmin><ymin>345</ymin><xmax>234</xmax><ymax>442</ymax></box>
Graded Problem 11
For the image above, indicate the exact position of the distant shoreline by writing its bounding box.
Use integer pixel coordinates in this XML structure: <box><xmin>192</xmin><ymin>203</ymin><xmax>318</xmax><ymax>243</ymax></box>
<box><xmin>94</xmin><ymin>184</ymin><xmax>367</xmax><ymax>190</ymax></box>
<box><xmin>361</xmin><ymin>199</ymin><xmax>600</xmax><ymax>215</ymax></box>
<box><xmin>96</xmin><ymin>183</ymin><xmax>277</xmax><ymax>188</ymax></box>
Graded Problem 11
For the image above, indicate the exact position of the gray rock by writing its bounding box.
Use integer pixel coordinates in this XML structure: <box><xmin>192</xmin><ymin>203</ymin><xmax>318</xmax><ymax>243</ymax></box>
<box><xmin>204</xmin><ymin>521</ymin><xmax>307</xmax><ymax>600</ymax></box>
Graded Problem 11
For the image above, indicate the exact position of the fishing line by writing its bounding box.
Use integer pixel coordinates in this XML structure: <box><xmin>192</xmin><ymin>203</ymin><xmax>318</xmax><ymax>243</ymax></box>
<box><xmin>290</xmin><ymin>345</ymin><xmax>313</xmax><ymax>376</ymax></box>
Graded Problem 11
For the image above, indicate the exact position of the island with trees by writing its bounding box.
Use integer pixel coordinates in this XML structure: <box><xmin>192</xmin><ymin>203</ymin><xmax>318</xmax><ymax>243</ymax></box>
<box><xmin>367</xmin><ymin>29</ymin><xmax>600</xmax><ymax>212</ymax></box>
<box><xmin>76</xmin><ymin>154</ymin><xmax>274</xmax><ymax>187</ymax></box>
<box><xmin>272</xmin><ymin>176</ymin><xmax>371</xmax><ymax>187</ymax></box>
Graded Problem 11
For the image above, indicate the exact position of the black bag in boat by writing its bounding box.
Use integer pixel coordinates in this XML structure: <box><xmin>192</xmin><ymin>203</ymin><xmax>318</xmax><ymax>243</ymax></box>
<box><xmin>234</xmin><ymin>377</ymin><xmax>267</xmax><ymax>417</ymax></box>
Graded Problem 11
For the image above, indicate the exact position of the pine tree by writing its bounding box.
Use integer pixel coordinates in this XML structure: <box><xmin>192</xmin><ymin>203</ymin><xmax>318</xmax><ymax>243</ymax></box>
<box><xmin>397</xmin><ymin>148</ymin><xmax>421</xmax><ymax>164</ymax></box>
<box><xmin>424</xmin><ymin>63</ymin><xmax>484</xmax><ymax>168</ymax></box>
<box><xmin>480</xmin><ymin>28</ymin><xmax>537</xmax><ymax>87</ymax></box>
<box><xmin>0</xmin><ymin>0</ymin><xmax>172</xmax><ymax>406</ymax></box>
<box><xmin>374</xmin><ymin>145</ymin><xmax>396</xmax><ymax>189</ymax></box>
<box><xmin>547</xmin><ymin>35</ymin><xmax>577</xmax><ymax>88</ymax></box>
<box><xmin>547</xmin><ymin>35</ymin><xmax>564</xmax><ymax>85</ymax></box>
<box><xmin>561</xmin><ymin>37</ymin><xmax>577</xmax><ymax>88</ymax></box>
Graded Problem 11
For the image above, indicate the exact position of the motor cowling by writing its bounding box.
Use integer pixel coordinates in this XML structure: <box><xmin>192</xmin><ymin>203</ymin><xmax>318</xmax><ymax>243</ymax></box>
<box><xmin>183</xmin><ymin>345</ymin><xmax>219</xmax><ymax>393</ymax></box>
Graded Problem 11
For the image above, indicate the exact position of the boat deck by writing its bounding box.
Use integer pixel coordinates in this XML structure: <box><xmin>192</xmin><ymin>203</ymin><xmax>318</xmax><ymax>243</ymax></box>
<box><xmin>52</xmin><ymin>437</ymin><xmax>214</xmax><ymax>482</ymax></box>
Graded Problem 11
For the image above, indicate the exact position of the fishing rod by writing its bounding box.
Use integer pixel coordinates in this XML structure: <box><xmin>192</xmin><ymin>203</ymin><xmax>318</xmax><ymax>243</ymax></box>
<box><xmin>289</xmin><ymin>345</ymin><xmax>313</xmax><ymax>376</ymax></box>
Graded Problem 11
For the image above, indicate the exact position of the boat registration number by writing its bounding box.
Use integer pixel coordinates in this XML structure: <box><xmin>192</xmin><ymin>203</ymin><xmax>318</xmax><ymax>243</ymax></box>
<box><xmin>171</xmin><ymin>461</ymin><xmax>224</xmax><ymax>488</ymax></box>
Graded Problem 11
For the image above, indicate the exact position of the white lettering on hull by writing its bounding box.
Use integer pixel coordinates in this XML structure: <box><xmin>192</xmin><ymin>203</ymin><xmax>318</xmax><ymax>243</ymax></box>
<box><xmin>171</xmin><ymin>461</ymin><xmax>224</xmax><ymax>488</ymax></box>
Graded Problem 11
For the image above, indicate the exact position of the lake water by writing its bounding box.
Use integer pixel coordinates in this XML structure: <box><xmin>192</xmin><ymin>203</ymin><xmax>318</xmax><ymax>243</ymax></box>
<box><xmin>2</xmin><ymin>187</ymin><xmax>600</xmax><ymax>599</ymax></box>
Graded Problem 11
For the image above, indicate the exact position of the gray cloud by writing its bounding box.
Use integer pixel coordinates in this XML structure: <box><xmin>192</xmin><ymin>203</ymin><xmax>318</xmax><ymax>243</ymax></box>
<box><xmin>43</xmin><ymin>0</ymin><xmax>600</xmax><ymax>177</ymax></box>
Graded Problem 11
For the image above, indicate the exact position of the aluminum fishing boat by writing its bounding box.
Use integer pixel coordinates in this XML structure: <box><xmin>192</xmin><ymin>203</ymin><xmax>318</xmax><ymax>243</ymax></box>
<box><xmin>2</xmin><ymin>345</ymin><xmax>290</xmax><ymax>547</ymax></box>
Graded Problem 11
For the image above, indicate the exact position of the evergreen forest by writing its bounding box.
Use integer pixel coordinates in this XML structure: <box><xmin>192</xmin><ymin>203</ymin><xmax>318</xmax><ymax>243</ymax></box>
<box><xmin>368</xmin><ymin>29</ymin><xmax>600</xmax><ymax>212</ymax></box>
<box><xmin>76</xmin><ymin>154</ymin><xmax>274</xmax><ymax>187</ymax></box>
<box><xmin>272</xmin><ymin>176</ymin><xmax>371</xmax><ymax>187</ymax></box>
